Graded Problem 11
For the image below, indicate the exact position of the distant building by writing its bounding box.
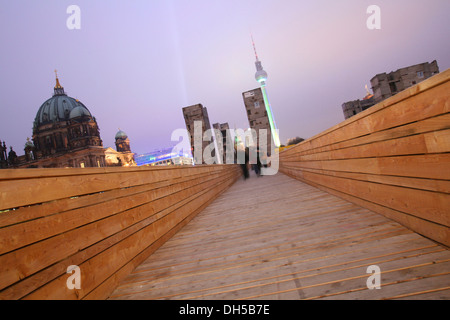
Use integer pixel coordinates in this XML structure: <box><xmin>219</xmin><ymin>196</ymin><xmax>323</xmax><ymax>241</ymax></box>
<box><xmin>0</xmin><ymin>140</ymin><xmax>9</xmax><ymax>169</ymax></box>
<box><xmin>342</xmin><ymin>60</ymin><xmax>440</xmax><ymax>119</ymax></box>
<box><xmin>242</xmin><ymin>88</ymin><xmax>272</xmax><ymax>153</ymax></box>
<box><xmin>342</xmin><ymin>86</ymin><xmax>376</xmax><ymax>119</ymax></box>
<box><xmin>115</xmin><ymin>129</ymin><xmax>131</xmax><ymax>153</ymax></box>
<box><xmin>135</xmin><ymin>147</ymin><xmax>193</xmax><ymax>167</ymax></box>
<box><xmin>182</xmin><ymin>104</ymin><xmax>214</xmax><ymax>164</ymax></box>
<box><xmin>1</xmin><ymin>72</ymin><xmax>136</xmax><ymax>169</ymax></box>
<box><xmin>104</xmin><ymin>129</ymin><xmax>136</xmax><ymax>167</ymax></box>
<box><xmin>212</xmin><ymin>122</ymin><xmax>232</xmax><ymax>164</ymax></box>
<box><xmin>1</xmin><ymin>72</ymin><xmax>106</xmax><ymax>168</ymax></box>
<box><xmin>371</xmin><ymin>60</ymin><xmax>439</xmax><ymax>103</ymax></box>
<box><xmin>286</xmin><ymin>136</ymin><xmax>305</xmax><ymax>146</ymax></box>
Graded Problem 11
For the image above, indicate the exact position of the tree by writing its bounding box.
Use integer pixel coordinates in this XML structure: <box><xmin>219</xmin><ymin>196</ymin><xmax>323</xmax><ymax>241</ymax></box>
<box><xmin>286</xmin><ymin>137</ymin><xmax>305</xmax><ymax>146</ymax></box>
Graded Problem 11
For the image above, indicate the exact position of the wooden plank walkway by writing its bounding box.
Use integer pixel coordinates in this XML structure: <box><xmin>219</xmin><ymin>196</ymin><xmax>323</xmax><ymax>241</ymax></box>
<box><xmin>109</xmin><ymin>170</ymin><xmax>450</xmax><ymax>300</ymax></box>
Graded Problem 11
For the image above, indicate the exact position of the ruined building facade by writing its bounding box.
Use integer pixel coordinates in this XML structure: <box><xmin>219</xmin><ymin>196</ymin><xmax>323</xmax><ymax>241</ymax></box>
<box><xmin>242</xmin><ymin>88</ymin><xmax>273</xmax><ymax>153</ymax></box>
<box><xmin>182</xmin><ymin>104</ymin><xmax>214</xmax><ymax>164</ymax></box>
<box><xmin>342</xmin><ymin>60</ymin><xmax>440</xmax><ymax>119</ymax></box>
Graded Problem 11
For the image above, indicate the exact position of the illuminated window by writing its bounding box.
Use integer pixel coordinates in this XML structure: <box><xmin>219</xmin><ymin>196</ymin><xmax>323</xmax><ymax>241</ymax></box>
<box><xmin>80</xmin><ymin>162</ymin><xmax>85</xmax><ymax>168</ymax></box>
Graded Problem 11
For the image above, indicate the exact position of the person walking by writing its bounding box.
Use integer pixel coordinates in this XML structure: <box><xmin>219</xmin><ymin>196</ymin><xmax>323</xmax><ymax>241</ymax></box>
<box><xmin>255</xmin><ymin>147</ymin><xmax>262</xmax><ymax>177</ymax></box>
<box><xmin>241</xmin><ymin>147</ymin><xmax>250</xmax><ymax>179</ymax></box>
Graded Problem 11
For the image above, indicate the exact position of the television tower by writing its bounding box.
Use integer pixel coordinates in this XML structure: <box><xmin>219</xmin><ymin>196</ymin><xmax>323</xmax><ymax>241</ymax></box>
<box><xmin>251</xmin><ymin>35</ymin><xmax>281</xmax><ymax>147</ymax></box>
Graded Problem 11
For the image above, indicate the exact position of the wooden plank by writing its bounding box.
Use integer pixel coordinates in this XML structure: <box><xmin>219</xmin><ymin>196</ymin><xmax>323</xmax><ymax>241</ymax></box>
<box><xmin>0</xmin><ymin>169</ymin><xmax>233</xmax><ymax>255</ymax></box>
<box><xmin>128</xmin><ymin>224</ymin><xmax>399</xmax><ymax>288</ymax></box>
<box><xmin>283</xmin><ymin>167</ymin><xmax>450</xmax><ymax>226</ymax></box>
<box><xmin>281</xmin><ymin>153</ymin><xmax>450</xmax><ymax>180</ymax></box>
<box><xmin>125</xmin><ymin>215</ymin><xmax>400</xmax><ymax>284</ymax></box>
<box><xmin>424</xmin><ymin>129</ymin><xmax>450</xmax><ymax>153</ymax></box>
<box><xmin>282</xmin><ymin>113</ymin><xmax>450</xmax><ymax>160</ymax></box>
<box><xmin>84</xmin><ymin>173</ymin><xmax>240</xmax><ymax>300</ymax></box>
<box><xmin>306</xmin><ymin>83</ymin><xmax>448</xmax><ymax>155</ymax></box>
<box><xmin>388</xmin><ymin>286</ymin><xmax>450</xmax><ymax>300</ymax></box>
<box><xmin>281</xmin><ymin>70</ymin><xmax>450</xmax><ymax>156</ymax></box>
<box><xmin>0</xmin><ymin>163</ymin><xmax>217</xmax><ymax>180</ymax></box>
<box><xmin>108</xmin><ymin>172</ymin><xmax>450</xmax><ymax>300</ymax></box>
<box><xmin>282</xmin><ymin>166</ymin><xmax>450</xmax><ymax>193</ymax></box>
<box><xmin>186</xmin><ymin>254</ymin><xmax>450</xmax><ymax>300</ymax></box>
<box><xmin>298</xmin><ymin>171</ymin><xmax>450</xmax><ymax>226</ymax></box>
<box><xmin>284</xmin><ymin>87</ymin><xmax>449</xmax><ymax>158</ymax></box>
<box><xmin>309</xmin><ymin>265</ymin><xmax>450</xmax><ymax>300</ymax></box>
<box><xmin>282</xmin><ymin>173</ymin><xmax>450</xmax><ymax>247</ymax></box>
<box><xmin>22</xmin><ymin>172</ymin><xmax>239</xmax><ymax>299</ymax></box>
<box><xmin>283</xmin><ymin>130</ymin><xmax>450</xmax><ymax>163</ymax></box>
<box><xmin>0</xmin><ymin>169</ymin><xmax>237</xmax><ymax>292</ymax></box>
<box><xmin>0</xmin><ymin>169</ymin><xmax>211</xmax><ymax>227</ymax></box>
<box><xmin>0</xmin><ymin>169</ymin><xmax>241</xmax><ymax>299</ymax></box>
<box><xmin>0</xmin><ymin>164</ymin><xmax>232</xmax><ymax>210</ymax></box>
<box><xmin>108</xmin><ymin>236</ymin><xmax>439</xmax><ymax>299</ymax></box>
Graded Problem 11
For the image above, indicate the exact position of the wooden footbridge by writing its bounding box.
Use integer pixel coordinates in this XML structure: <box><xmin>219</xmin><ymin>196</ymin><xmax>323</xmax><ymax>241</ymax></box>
<box><xmin>109</xmin><ymin>171</ymin><xmax>450</xmax><ymax>300</ymax></box>
<box><xmin>0</xmin><ymin>70</ymin><xmax>449</xmax><ymax>300</ymax></box>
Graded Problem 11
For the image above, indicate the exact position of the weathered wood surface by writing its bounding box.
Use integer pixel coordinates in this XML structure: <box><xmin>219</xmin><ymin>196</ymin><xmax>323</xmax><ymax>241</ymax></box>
<box><xmin>279</xmin><ymin>69</ymin><xmax>450</xmax><ymax>246</ymax></box>
<box><xmin>109</xmin><ymin>172</ymin><xmax>450</xmax><ymax>300</ymax></box>
<box><xmin>0</xmin><ymin>164</ymin><xmax>241</xmax><ymax>300</ymax></box>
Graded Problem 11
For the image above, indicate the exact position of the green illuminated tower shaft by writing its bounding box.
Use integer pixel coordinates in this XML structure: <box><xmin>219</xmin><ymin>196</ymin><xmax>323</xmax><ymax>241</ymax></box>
<box><xmin>252</xmin><ymin>36</ymin><xmax>281</xmax><ymax>148</ymax></box>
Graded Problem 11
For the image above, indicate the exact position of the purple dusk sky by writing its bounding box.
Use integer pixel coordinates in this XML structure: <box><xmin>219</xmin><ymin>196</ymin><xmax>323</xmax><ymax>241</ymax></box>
<box><xmin>1</xmin><ymin>0</ymin><xmax>449</xmax><ymax>155</ymax></box>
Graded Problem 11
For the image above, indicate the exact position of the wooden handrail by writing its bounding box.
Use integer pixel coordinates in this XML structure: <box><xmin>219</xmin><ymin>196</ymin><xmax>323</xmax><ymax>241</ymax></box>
<box><xmin>279</xmin><ymin>69</ymin><xmax>450</xmax><ymax>247</ymax></box>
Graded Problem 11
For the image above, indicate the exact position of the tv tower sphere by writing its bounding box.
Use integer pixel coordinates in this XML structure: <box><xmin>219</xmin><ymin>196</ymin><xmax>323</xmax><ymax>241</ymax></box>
<box><xmin>255</xmin><ymin>68</ymin><xmax>268</xmax><ymax>84</ymax></box>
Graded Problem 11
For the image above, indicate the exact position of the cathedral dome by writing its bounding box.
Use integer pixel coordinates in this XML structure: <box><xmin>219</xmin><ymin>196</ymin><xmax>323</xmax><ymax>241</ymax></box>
<box><xmin>34</xmin><ymin>95</ymin><xmax>92</xmax><ymax>127</ymax></box>
<box><xmin>33</xmin><ymin>73</ymin><xmax>93</xmax><ymax>129</ymax></box>
<box><xmin>27</xmin><ymin>72</ymin><xmax>104</xmax><ymax>167</ymax></box>
<box><xmin>115</xmin><ymin>130</ymin><xmax>128</xmax><ymax>140</ymax></box>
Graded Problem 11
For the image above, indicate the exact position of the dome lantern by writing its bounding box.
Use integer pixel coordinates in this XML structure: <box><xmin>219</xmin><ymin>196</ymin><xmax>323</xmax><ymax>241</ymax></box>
<box><xmin>53</xmin><ymin>70</ymin><xmax>66</xmax><ymax>96</ymax></box>
<box><xmin>115</xmin><ymin>129</ymin><xmax>128</xmax><ymax>140</ymax></box>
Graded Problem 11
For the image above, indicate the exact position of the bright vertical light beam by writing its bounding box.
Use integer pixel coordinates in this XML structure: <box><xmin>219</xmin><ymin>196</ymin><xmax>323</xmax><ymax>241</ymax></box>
<box><xmin>260</xmin><ymin>84</ymin><xmax>281</xmax><ymax>147</ymax></box>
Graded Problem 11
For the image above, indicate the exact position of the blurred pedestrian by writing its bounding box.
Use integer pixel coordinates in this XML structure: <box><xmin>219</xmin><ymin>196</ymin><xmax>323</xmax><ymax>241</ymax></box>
<box><xmin>241</xmin><ymin>147</ymin><xmax>250</xmax><ymax>179</ymax></box>
<box><xmin>255</xmin><ymin>147</ymin><xmax>262</xmax><ymax>176</ymax></box>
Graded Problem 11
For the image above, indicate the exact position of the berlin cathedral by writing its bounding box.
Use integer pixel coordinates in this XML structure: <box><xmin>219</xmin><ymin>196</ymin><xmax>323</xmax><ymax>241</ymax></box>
<box><xmin>0</xmin><ymin>73</ymin><xmax>135</xmax><ymax>169</ymax></box>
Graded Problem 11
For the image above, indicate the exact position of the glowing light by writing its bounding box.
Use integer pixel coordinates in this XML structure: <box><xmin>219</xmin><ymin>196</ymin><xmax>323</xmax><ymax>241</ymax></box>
<box><xmin>261</xmin><ymin>84</ymin><xmax>281</xmax><ymax>147</ymax></box>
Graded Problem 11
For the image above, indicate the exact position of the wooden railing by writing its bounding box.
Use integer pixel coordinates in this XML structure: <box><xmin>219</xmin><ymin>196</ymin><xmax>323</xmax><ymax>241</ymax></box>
<box><xmin>0</xmin><ymin>164</ymin><xmax>241</xmax><ymax>299</ymax></box>
<box><xmin>280</xmin><ymin>69</ymin><xmax>450</xmax><ymax>247</ymax></box>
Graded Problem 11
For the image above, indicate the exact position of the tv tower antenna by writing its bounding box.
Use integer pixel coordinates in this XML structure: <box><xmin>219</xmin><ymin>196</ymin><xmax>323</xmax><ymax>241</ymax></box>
<box><xmin>251</xmin><ymin>34</ymin><xmax>259</xmax><ymax>61</ymax></box>
<box><xmin>249</xmin><ymin>35</ymin><xmax>280</xmax><ymax>148</ymax></box>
